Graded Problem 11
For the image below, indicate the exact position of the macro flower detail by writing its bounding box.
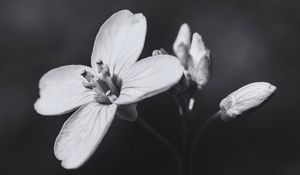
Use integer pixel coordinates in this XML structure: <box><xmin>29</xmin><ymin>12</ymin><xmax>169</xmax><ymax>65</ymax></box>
<box><xmin>34</xmin><ymin>10</ymin><xmax>183</xmax><ymax>169</ymax></box>
<box><xmin>173</xmin><ymin>23</ymin><xmax>211</xmax><ymax>90</ymax></box>
<box><xmin>219</xmin><ymin>82</ymin><xmax>277</xmax><ymax>121</ymax></box>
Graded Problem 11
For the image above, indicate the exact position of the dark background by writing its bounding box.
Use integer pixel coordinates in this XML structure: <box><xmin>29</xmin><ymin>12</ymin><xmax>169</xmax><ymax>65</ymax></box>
<box><xmin>0</xmin><ymin>0</ymin><xmax>299</xmax><ymax>174</ymax></box>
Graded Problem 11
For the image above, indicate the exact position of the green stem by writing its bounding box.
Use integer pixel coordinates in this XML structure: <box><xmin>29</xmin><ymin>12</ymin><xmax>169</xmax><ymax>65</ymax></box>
<box><xmin>136</xmin><ymin>117</ymin><xmax>183</xmax><ymax>175</ymax></box>
<box><xmin>189</xmin><ymin>111</ymin><xmax>221</xmax><ymax>175</ymax></box>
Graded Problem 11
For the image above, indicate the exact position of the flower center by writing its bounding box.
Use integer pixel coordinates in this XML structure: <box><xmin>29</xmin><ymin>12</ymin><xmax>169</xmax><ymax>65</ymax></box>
<box><xmin>81</xmin><ymin>60</ymin><xmax>119</xmax><ymax>104</ymax></box>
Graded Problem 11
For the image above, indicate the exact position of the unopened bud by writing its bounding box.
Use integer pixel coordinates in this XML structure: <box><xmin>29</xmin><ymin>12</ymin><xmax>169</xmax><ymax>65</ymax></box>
<box><xmin>173</xmin><ymin>23</ymin><xmax>191</xmax><ymax>55</ymax></box>
<box><xmin>219</xmin><ymin>82</ymin><xmax>277</xmax><ymax>121</ymax></box>
<box><xmin>188</xmin><ymin>33</ymin><xmax>211</xmax><ymax>89</ymax></box>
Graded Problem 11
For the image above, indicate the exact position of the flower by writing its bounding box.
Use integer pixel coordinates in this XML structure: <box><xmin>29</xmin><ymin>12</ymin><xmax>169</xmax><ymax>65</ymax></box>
<box><xmin>34</xmin><ymin>10</ymin><xmax>183</xmax><ymax>169</ymax></box>
<box><xmin>173</xmin><ymin>23</ymin><xmax>211</xmax><ymax>90</ymax></box>
<box><xmin>219</xmin><ymin>82</ymin><xmax>277</xmax><ymax>121</ymax></box>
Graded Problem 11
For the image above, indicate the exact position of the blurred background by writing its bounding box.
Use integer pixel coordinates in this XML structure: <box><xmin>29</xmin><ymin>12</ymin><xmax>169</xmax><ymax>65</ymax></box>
<box><xmin>0</xmin><ymin>0</ymin><xmax>299</xmax><ymax>174</ymax></box>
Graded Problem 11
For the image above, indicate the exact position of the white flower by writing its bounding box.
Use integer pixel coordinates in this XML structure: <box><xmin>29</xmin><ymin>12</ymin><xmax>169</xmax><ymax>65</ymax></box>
<box><xmin>219</xmin><ymin>82</ymin><xmax>277</xmax><ymax>121</ymax></box>
<box><xmin>34</xmin><ymin>10</ymin><xmax>183</xmax><ymax>169</ymax></box>
<box><xmin>173</xmin><ymin>23</ymin><xmax>211</xmax><ymax>89</ymax></box>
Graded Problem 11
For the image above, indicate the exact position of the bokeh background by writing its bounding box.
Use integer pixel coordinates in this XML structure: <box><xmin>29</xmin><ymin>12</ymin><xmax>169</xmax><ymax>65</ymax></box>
<box><xmin>0</xmin><ymin>0</ymin><xmax>299</xmax><ymax>174</ymax></box>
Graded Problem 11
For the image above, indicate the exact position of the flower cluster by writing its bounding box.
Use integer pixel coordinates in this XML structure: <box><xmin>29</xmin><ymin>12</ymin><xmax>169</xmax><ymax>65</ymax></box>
<box><xmin>173</xmin><ymin>23</ymin><xmax>211</xmax><ymax>90</ymax></box>
<box><xmin>172</xmin><ymin>23</ymin><xmax>211</xmax><ymax>112</ymax></box>
<box><xmin>34</xmin><ymin>9</ymin><xmax>277</xmax><ymax>171</ymax></box>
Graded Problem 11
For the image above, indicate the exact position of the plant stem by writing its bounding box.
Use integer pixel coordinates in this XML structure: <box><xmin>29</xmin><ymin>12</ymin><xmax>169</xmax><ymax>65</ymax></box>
<box><xmin>172</xmin><ymin>93</ymin><xmax>191</xmax><ymax>174</ymax></box>
<box><xmin>178</xmin><ymin>96</ymin><xmax>190</xmax><ymax>175</ymax></box>
<box><xmin>189</xmin><ymin>111</ymin><xmax>221</xmax><ymax>175</ymax></box>
<box><xmin>136</xmin><ymin>117</ymin><xmax>183</xmax><ymax>175</ymax></box>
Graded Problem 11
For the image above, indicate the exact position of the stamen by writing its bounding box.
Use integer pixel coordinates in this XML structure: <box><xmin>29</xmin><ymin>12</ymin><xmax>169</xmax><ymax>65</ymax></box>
<box><xmin>105</xmin><ymin>90</ymin><xmax>117</xmax><ymax>103</ymax></box>
<box><xmin>101</xmin><ymin>64</ymin><xmax>111</xmax><ymax>78</ymax></box>
<box><xmin>81</xmin><ymin>70</ymin><xmax>94</xmax><ymax>82</ymax></box>
<box><xmin>96</xmin><ymin>60</ymin><xmax>104</xmax><ymax>73</ymax></box>
<box><xmin>98</xmin><ymin>65</ymin><xmax>118</xmax><ymax>95</ymax></box>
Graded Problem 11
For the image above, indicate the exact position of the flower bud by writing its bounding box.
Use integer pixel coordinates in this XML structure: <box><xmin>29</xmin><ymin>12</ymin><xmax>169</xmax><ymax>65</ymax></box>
<box><xmin>170</xmin><ymin>24</ymin><xmax>211</xmax><ymax>112</ymax></box>
<box><xmin>172</xmin><ymin>24</ymin><xmax>211</xmax><ymax>90</ymax></box>
<box><xmin>173</xmin><ymin>23</ymin><xmax>191</xmax><ymax>56</ymax></box>
<box><xmin>188</xmin><ymin>33</ymin><xmax>211</xmax><ymax>89</ymax></box>
<box><xmin>173</xmin><ymin>24</ymin><xmax>191</xmax><ymax>68</ymax></box>
<box><xmin>219</xmin><ymin>82</ymin><xmax>276</xmax><ymax>121</ymax></box>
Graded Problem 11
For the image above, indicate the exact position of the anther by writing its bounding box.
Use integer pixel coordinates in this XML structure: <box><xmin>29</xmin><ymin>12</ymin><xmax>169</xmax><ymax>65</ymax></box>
<box><xmin>81</xmin><ymin>70</ymin><xmax>94</xmax><ymax>82</ymax></box>
<box><xmin>96</xmin><ymin>60</ymin><xmax>104</xmax><ymax>73</ymax></box>
<box><xmin>101</xmin><ymin>64</ymin><xmax>111</xmax><ymax>78</ymax></box>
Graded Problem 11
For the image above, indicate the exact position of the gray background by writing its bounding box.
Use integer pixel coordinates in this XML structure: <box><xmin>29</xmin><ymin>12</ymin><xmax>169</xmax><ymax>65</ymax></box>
<box><xmin>0</xmin><ymin>0</ymin><xmax>299</xmax><ymax>174</ymax></box>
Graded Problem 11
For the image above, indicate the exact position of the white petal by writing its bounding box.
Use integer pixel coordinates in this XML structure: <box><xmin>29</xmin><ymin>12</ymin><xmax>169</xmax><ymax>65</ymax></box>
<box><xmin>115</xmin><ymin>55</ymin><xmax>184</xmax><ymax>105</ymax></box>
<box><xmin>54</xmin><ymin>102</ymin><xmax>117</xmax><ymax>169</ymax></box>
<box><xmin>189</xmin><ymin>33</ymin><xmax>208</xmax><ymax>65</ymax></box>
<box><xmin>116</xmin><ymin>103</ymin><xmax>138</xmax><ymax>121</ymax></box>
<box><xmin>34</xmin><ymin>65</ymin><xmax>97</xmax><ymax>115</ymax></box>
<box><xmin>91</xmin><ymin>10</ymin><xmax>146</xmax><ymax>80</ymax></box>
<box><xmin>173</xmin><ymin>23</ymin><xmax>191</xmax><ymax>56</ymax></box>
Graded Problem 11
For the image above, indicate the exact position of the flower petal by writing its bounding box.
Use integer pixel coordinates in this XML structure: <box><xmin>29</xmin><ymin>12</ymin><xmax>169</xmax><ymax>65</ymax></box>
<box><xmin>116</xmin><ymin>103</ymin><xmax>138</xmax><ymax>121</ymax></box>
<box><xmin>54</xmin><ymin>102</ymin><xmax>117</xmax><ymax>169</ymax></box>
<box><xmin>173</xmin><ymin>23</ymin><xmax>191</xmax><ymax>57</ymax></box>
<box><xmin>34</xmin><ymin>65</ymin><xmax>97</xmax><ymax>115</ymax></box>
<box><xmin>115</xmin><ymin>55</ymin><xmax>184</xmax><ymax>105</ymax></box>
<box><xmin>91</xmin><ymin>10</ymin><xmax>146</xmax><ymax>80</ymax></box>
